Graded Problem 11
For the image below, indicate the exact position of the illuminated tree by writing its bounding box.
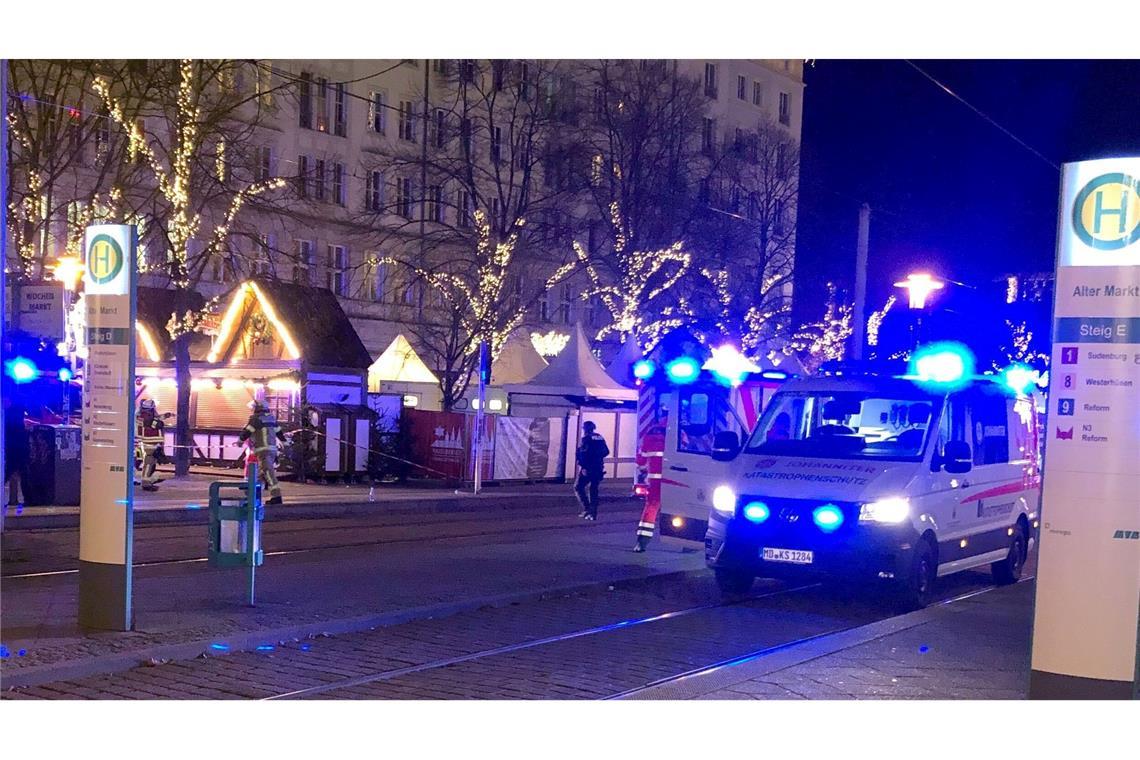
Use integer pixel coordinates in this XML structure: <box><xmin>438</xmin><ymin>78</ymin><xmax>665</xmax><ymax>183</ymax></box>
<box><xmin>865</xmin><ymin>295</ymin><xmax>897</xmax><ymax>358</ymax></box>
<box><xmin>368</xmin><ymin>60</ymin><xmax>582</xmax><ymax>408</ymax></box>
<box><xmin>793</xmin><ymin>284</ymin><xmax>853</xmax><ymax>373</ymax></box>
<box><xmin>997</xmin><ymin>319</ymin><xmax>1049</xmax><ymax>372</ymax></box>
<box><xmin>92</xmin><ymin>59</ymin><xmax>289</xmax><ymax>475</ymax></box>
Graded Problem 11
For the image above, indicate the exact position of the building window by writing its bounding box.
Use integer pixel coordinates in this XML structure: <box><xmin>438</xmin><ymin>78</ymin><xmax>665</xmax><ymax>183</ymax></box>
<box><xmin>314</xmin><ymin>159</ymin><xmax>326</xmax><ymax>201</ymax></box>
<box><xmin>315</xmin><ymin>77</ymin><xmax>329</xmax><ymax>132</ymax></box>
<box><xmin>457</xmin><ymin>189</ymin><xmax>471</xmax><ymax>228</ymax></box>
<box><xmin>254</xmin><ymin>234</ymin><xmax>276</xmax><ymax>277</ymax></box>
<box><xmin>776</xmin><ymin>144</ymin><xmax>787</xmax><ymax>176</ymax></box>
<box><xmin>431</xmin><ymin>108</ymin><xmax>447</xmax><ymax>149</ymax></box>
<box><xmin>397</xmin><ymin>177</ymin><xmax>414</xmax><ymax>219</ymax></box>
<box><xmin>459</xmin><ymin>117</ymin><xmax>472</xmax><ymax>155</ymax></box>
<box><xmin>425</xmin><ymin>185</ymin><xmax>443</xmax><ymax>223</ymax></box>
<box><xmin>299</xmin><ymin>72</ymin><xmax>312</xmax><ymax>128</ymax></box>
<box><xmin>701</xmin><ymin>117</ymin><xmax>716</xmax><ymax>156</ymax></box>
<box><xmin>366</xmin><ymin>170</ymin><xmax>384</xmax><ymax>212</ymax></box>
<box><xmin>297</xmin><ymin>155</ymin><xmax>310</xmax><ymax>198</ymax></box>
<box><xmin>492</xmin><ymin>60</ymin><xmax>506</xmax><ymax>91</ymax></box>
<box><xmin>779</xmin><ymin>92</ymin><xmax>791</xmax><ymax>125</ymax></box>
<box><xmin>327</xmin><ymin>244</ymin><xmax>349</xmax><ymax>296</ymax></box>
<box><xmin>398</xmin><ymin>101</ymin><xmax>416</xmax><ymax>142</ymax></box>
<box><xmin>363</xmin><ymin>254</ymin><xmax>381</xmax><ymax>301</ymax></box>
<box><xmin>489</xmin><ymin>197</ymin><xmax>501</xmax><ymax>228</ymax></box>
<box><xmin>737</xmin><ymin>74</ymin><xmax>747</xmax><ymax>100</ymax></box>
<box><xmin>256</xmin><ymin>64</ymin><xmax>274</xmax><ymax>106</ymax></box>
<box><xmin>459</xmin><ymin>59</ymin><xmax>476</xmax><ymax>82</ymax></box>
<box><xmin>95</xmin><ymin>107</ymin><xmax>111</xmax><ymax>160</ymax></box>
<box><xmin>293</xmin><ymin>240</ymin><xmax>313</xmax><ymax>284</ymax></box>
<box><xmin>752</xmin><ymin>81</ymin><xmax>762</xmax><ymax>106</ymax></box>
<box><xmin>212</xmin><ymin>252</ymin><xmax>237</xmax><ymax>285</ymax></box>
<box><xmin>490</xmin><ymin>126</ymin><xmax>502</xmax><ymax>164</ymax></box>
<box><xmin>332</xmin><ymin>162</ymin><xmax>345</xmax><ymax>206</ymax></box>
<box><xmin>334</xmin><ymin>83</ymin><xmax>346</xmax><ymax>137</ymax></box>
<box><xmin>559</xmin><ymin>285</ymin><xmax>572</xmax><ymax>323</ymax></box>
<box><xmin>256</xmin><ymin>146</ymin><xmax>274</xmax><ymax>182</ymax></box>
<box><xmin>539</xmin><ymin>290</ymin><xmax>550</xmax><ymax>322</ymax></box>
<box><xmin>734</xmin><ymin>128</ymin><xmax>745</xmax><ymax>153</ymax></box>
<box><xmin>704</xmin><ymin>62</ymin><xmax>718</xmax><ymax>99</ymax></box>
<box><xmin>370</xmin><ymin>91</ymin><xmax>387</xmax><ymax>134</ymax></box>
<box><xmin>517</xmin><ymin>61</ymin><xmax>530</xmax><ymax>101</ymax></box>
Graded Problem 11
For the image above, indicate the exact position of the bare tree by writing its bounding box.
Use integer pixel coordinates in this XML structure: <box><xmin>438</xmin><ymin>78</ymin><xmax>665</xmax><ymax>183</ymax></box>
<box><xmin>366</xmin><ymin>59</ymin><xmax>583</xmax><ymax>408</ymax></box>
<box><xmin>93</xmin><ymin>59</ymin><xmax>291</xmax><ymax>475</ymax></box>
<box><xmin>5</xmin><ymin>60</ymin><xmax>154</xmax><ymax>313</ymax></box>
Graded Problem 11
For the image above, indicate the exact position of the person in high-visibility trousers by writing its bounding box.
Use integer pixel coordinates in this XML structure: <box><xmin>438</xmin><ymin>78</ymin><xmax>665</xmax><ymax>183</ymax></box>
<box><xmin>135</xmin><ymin>398</ymin><xmax>166</xmax><ymax>492</ymax></box>
<box><xmin>239</xmin><ymin>400</ymin><xmax>288</xmax><ymax>505</ymax></box>
<box><xmin>633</xmin><ymin>423</ymin><xmax>666</xmax><ymax>552</ymax></box>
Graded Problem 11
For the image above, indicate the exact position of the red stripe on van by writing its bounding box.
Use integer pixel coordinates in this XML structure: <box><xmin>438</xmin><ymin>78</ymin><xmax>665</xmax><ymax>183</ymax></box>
<box><xmin>960</xmin><ymin>479</ymin><xmax>1036</xmax><ymax>504</ymax></box>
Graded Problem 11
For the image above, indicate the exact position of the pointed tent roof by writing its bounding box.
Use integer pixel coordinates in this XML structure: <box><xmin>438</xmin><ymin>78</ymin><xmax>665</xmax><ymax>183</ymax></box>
<box><xmin>504</xmin><ymin>323</ymin><xmax>636</xmax><ymax>401</ymax></box>
<box><xmin>369</xmin><ymin>334</ymin><xmax>440</xmax><ymax>384</ymax></box>
<box><xmin>605</xmin><ymin>333</ymin><xmax>643</xmax><ymax>387</ymax></box>
<box><xmin>491</xmin><ymin>329</ymin><xmax>548</xmax><ymax>385</ymax></box>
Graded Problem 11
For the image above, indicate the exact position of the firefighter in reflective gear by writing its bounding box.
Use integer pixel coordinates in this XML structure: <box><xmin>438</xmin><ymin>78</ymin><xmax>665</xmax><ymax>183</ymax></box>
<box><xmin>633</xmin><ymin>423</ymin><xmax>666</xmax><ymax>552</ymax></box>
<box><xmin>135</xmin><ymin>398</ymin><xmax>166</xmax><ymax>491</ymax></box>
<box><xmin>240</xmin><ymin>400</ymin><xmax>288</xmax><ymax>505</ymax></box>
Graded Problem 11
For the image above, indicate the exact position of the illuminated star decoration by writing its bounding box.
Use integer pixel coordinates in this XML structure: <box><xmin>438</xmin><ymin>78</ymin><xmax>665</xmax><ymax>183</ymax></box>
<box><xmin>702</xmin><ymin>344</ymin><xmax>761</xmax><ymax>386</ymax></box>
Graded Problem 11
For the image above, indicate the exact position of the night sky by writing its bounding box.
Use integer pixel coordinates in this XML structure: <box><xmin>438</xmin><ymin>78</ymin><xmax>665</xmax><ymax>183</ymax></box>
<box><xmin>793</xmin><ymin>59</ymin><xmax>1140</xmax><ymax>324</ymax></box>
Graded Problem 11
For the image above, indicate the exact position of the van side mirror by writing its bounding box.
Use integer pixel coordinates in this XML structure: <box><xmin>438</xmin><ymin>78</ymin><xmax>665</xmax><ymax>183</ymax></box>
<box><xmin>712</xmin><ymin>431</ymin><xmax>740</xmax><ymax>461</ymax></box>
<box><xmin>941</xmin><ymin>440</ymin><xmax>973</xmax><ymax>473</ymax></box>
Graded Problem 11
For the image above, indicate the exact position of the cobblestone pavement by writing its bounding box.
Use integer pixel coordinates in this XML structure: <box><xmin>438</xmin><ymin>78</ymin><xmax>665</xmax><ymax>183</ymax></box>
<box><xmin>3</xmin><ymin>567</ymin><xmax>1004</xmax><ymax>700</ymax></box>
<box><xmin>1</xmin><ymin>502</ymin><xmax>701</xmax><ymax>676</ymax></box>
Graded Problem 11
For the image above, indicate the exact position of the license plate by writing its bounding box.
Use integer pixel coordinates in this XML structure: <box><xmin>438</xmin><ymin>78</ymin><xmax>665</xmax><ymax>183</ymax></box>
<box><xmin>762</xmin><ymin>547</ymin><xmax>813</xmax><ymax>564</ymax></box>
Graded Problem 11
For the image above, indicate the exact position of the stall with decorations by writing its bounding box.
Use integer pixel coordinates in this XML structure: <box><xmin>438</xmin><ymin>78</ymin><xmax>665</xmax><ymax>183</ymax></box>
<box><xmin>367</xmin><ymin>334</ymin><xmax>444</xmax><ymax>412</ymax></box>
<box><xmin>130</xmin><ymin>279</ymin><xmax>373</xmax><ymax>478</ymax></box>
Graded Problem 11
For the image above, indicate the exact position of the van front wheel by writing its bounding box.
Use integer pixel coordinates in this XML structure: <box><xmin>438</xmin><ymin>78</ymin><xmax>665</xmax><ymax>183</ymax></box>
<box><xmin>897</xmin><ymin>538</ymin><xmax>936</xmax><ymax>610</ymax></box>
<box><xmin>992</xmin><ymin>523</ymin><xmax>1027</xmax><ymax>586</ymax></box>
<box><xmin>715</xmin><ymin>567</ymin><xmax>755</xmax><ymax>595</ymax></box>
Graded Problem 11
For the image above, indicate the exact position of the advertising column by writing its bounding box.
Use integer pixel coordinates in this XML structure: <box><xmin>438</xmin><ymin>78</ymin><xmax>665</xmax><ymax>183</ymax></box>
<box><xmin>1030</xmin><ymin>158</ymin><xmax>1140</xmax><ymax>698</ymax></box>
<box><xmin>78</xmin><ymin>224</ymin><xmax>137</xmax><ymax>631</ymax></box>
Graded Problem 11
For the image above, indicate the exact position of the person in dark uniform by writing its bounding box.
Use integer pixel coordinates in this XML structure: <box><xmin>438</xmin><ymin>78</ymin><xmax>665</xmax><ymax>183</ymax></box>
<box><xmin>574</xmin><ymin>421</ymin><xmax>610</xmax><ymax>521</ymax></box>
<box><xmin>4</xmin><ymin>391</ymin><xmax>29</xmax><ymax>513</ymax></box>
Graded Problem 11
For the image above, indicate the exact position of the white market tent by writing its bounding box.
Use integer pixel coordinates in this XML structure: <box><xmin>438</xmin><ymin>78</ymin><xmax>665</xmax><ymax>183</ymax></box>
<box><xmin>504</xmin><ymin>323</ymin><xmax>637</xmax><ymax>402</ymax></box>
<box><xmin>605</xmin><ymin>333</ymin><xmax>643</xmax><ymax>387</ymax></box>
<box><xmin>491</xmin><ymin>329</ymin><xmax>549</xmax><ymax>385</ymax></box>
<box><xmin>368</xmin><ymin>334</ymin><xmax>443</xmax><ymax>410</ymax></box>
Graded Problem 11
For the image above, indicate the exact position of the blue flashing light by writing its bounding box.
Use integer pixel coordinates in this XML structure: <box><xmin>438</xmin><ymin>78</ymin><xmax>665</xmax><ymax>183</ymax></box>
<box><xmin>812</xmin><ymin>504</ymin><xmax>845</xmax><ymax>533</ymax></box>
<box><xmin>908</xmin><ymin>342</ymin><xmax>975</xmax><ymax>391</ymax></box>
<box><xmin>58</xmin><ymin>367</ymin><xmax>73</xmax><ymax>382</ymax></box>
<box><xmin>184</xmin><ymin>503</ymin><xmax>203</xmax><ymax>510</ymax></box>
<box><xmin>632</xmin><ymin>359</ymin><xmax>656</xmax><ymax>381</ymax></box>
<box><xmin>919</xmin><ymin>645</ymin><xmax>930</xmax><ymax>654</ymax></box>
<box><xmin>1000</xmin><ymin>364</ymin><xmax>1037</xmax><ymax>395</ymax></box>
<box><xmin>0</xmin><ymin>646</ymin><xmax>9</xmax><ymax>658</ymax></box>
<box><xmin>300</xmin><ymin>643</ymin><xmax>312</xmax><ymax>652</ymax></box>
<box><xmin>256</xmin><ymin>644</ymin><xmax>275</xmax><ymax>652</ymax></box>
<box><xmin>665</xmin><ymin>356</ymin><xmax>700</xmax><ymax>384</ymax></box>
<box><xmin>5</xmin><ymin>357</ymin><xmax>38</xmax><ymax>383</ymax></box>
<box><xmin>17</xmin><ymin>649</ymin><xmax>26</xmax><ymax>657</ymax></box>
<box><xmin>742</xmin><ymin>501</ymin><xmax>771</xmax><ymax>524</ymax></box>
<box><xmin>210</xmin><ymin>643</ymin><xmax>230</xmax><ymax>651</ymax></box>
<box><xmin>760</xmin><ymin>370</ymin><xmax>788</xmax><ymax>381</ymax></box>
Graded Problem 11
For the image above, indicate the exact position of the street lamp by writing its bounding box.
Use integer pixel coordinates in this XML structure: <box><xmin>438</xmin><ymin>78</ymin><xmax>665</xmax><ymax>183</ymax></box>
<box><xmin>894</xmin><ymin>273</ymin><xmax>944</xmax><ymax>310</ymax></box>
<box><xmin>50</xmin><ymin>255</ymin><xmax>85</xmax><ymax>423</ymax></box>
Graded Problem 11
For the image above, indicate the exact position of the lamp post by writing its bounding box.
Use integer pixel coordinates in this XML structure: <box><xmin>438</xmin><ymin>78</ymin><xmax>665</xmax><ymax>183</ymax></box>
<box><xmin>51</xmin><ymin>256</ymin><xmax>85</xmax><ymax>422</ymax></box>
<box><xmin>894</xmin><ymin>273</ymin><xmax>945</xmax><ymax>351</ymax></box>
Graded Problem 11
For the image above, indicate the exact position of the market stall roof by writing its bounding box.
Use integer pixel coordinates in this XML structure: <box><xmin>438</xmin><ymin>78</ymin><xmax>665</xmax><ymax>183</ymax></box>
<box><xmin>503</xmin><ymin>323</ymin><xmax>636</xmax><ymax>401</ymax></box>
<box><xmin>208</xmin><ymin>279</ymin><xmax>372</xmax><ymax>369</ymax></box>
<box><xmin>605</xmin><ymin>333</ymin><xmax>643</xmax><ymax>387</ymax></box>
<box><xmin>491</xmin><ymin>329</ymin><xmax>548</xmax><ymax>385</ymax></box>
<box><xmin>135</xmin><ymin>286</ymin><xmax>210</xmax><ymax>362</ymax></box>
<box><xmin>369</xmin><ymin>334</ymin><xmax>440</xmax><ymax>384</ymax></box>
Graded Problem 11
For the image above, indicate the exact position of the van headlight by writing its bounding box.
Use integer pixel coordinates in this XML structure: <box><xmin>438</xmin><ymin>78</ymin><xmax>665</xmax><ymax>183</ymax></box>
<box><xmin>859</xmin><ymin>497</ymin><xmax>911</xmax><ymax>524</ymax></box>
<box><xmin>712</xmin><ymin>485</ymin><xmax>737</xmax><ymax>516</ymax></box>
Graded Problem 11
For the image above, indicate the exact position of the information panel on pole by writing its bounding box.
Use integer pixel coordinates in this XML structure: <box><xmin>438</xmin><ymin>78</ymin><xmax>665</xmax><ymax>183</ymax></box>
<box><xmin>1030</xmin><ymin>157</ymin><xmax>1140</xmax><ymax>699</ymax></box>
<box><xmin>78</xmin><ymin>224</ymin><xmax>137</xmax><ymax>631</ymax></box>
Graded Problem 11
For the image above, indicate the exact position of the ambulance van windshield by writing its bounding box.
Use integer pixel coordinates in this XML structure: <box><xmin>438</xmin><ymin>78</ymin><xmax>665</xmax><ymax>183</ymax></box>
<box><xmin>744</xmin><ymin>390</ymin><xmax>940</xmax><ymax>462</ymax></box>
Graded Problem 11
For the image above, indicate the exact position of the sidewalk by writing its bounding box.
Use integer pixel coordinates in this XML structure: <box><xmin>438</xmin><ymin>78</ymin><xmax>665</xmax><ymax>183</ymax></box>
<box><xmin>627</xmin><ymin>580</ymin><xmax>1036</xmax><ymax>700</ymax></box>
<box><xmin>3</xmin><ymin>475</ymin><xmax>635</xmax><ymax>529</ymax></box>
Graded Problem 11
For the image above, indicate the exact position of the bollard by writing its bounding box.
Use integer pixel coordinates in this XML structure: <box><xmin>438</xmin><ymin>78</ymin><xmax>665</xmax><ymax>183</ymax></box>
<box><xmin>207</xmin><ymin>462</ymin><xmax>264</xmax><ymax>606</ymax></box>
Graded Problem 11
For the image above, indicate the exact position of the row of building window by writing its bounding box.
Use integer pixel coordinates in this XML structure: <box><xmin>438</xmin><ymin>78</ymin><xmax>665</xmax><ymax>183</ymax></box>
<box><xmin>702</xmin><ymin>63</ymin><xmax>793</xmax><ymax>125</ymax></box>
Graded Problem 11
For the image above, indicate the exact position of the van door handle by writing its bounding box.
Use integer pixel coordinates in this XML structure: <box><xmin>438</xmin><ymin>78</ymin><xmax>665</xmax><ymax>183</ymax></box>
<box><xmin>960</xmin><ymin>479</ymin><xmax>971</xmax><ymax>488</ymax></box>
<box><xmin>670</xmin><ymin>465</ymin><xmax>689</xmax><ymax>472</ymax></box>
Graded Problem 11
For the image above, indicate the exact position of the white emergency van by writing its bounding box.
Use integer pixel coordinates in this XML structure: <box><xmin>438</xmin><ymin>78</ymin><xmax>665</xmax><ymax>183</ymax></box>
<box><xmin>702</xmin><ymin>371</ymin><xmax>1041</xmax><ymax>608</ymax></box>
